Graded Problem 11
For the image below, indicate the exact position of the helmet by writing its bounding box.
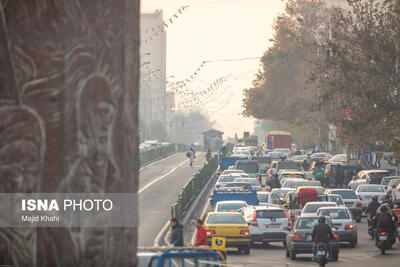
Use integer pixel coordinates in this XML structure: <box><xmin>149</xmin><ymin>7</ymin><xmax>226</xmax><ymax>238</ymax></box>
<box><xmin>318</xmin><ymin>216</ymin><xmax>326</xmax><ymax>224</ymax></box>
<box><xmin>372</xmin><ymin>195</ymin><xmax>378</xmax><ymax>201</ymax></box>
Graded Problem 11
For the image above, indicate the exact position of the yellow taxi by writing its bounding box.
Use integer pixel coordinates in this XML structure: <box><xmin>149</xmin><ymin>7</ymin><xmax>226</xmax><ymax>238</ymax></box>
<box><xmin>204</xmin><ymin>212</ymin><xmax>251</xmax><ymax>254</ymax></box>
<box><xmin>328</xmin><ymin>154</ymin><xmax>347</xmax><ymax>164</ymax></box>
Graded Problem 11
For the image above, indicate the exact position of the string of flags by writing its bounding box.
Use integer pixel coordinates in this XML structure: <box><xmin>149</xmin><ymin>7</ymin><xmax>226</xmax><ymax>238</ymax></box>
<box><xmin>142</xmin><ymin>6</ymin><xmax>189</xmax><ymax>44</ymax></box>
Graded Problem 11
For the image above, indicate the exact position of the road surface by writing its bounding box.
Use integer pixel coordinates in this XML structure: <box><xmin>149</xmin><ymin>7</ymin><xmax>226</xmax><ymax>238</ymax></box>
<box><xmin>138</xmin><ymin>152</ymin><xmax>205</xmax><ymax>246</ymax></box>
<box><xmin>226</xmin><ymin>220</ymin><xmax>400</xmax><ymax>266</ymax></box>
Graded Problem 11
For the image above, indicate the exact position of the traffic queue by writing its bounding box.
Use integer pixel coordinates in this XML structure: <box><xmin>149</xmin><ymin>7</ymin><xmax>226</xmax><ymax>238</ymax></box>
<box><xmin>206</xmin><ymin>142</ymin><xmax>400</xmax><ymax>264</ymax></box>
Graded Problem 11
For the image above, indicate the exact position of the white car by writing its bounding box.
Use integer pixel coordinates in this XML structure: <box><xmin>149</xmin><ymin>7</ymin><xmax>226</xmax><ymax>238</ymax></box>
<box><xmin>355</xmin><ymin>184</ymin><xmax>386</xmax><ymax>210</ymax></box>
<box><xmin>381</xmin><ymin>176</ymin><xmax>400</xmax><ymax>190</ymax></box>
<box><xmin>325</xmin><ymin>189</ymin><xmax>363</xmax><ymax>223</ymax></box>
<box><xmin>386</xmin><ymin>178</ymin><xmax>399</xmax><ymax>194</ymax></box>
<box><xmin>235</xmin><ymin>149</ymin><xmax>252</xmax><ymax>160</ymax></box>
<box><xmin>392</xmin><ymin>183</ymin><xmax>400</xmax><ymax>205</ymax></box>
<box><xmin>214</xmin><ymin>200</ymin><xmax>248</xmax><ymax>212</ymax></box>
<box><xmin>326</xmin><ymin>194</ymin><xmax>345</xmax><ymax>207</ymax></box>
<box><xmin>232</xmin><ymin>143</ymin><xmax>246</xmax><ymax>153</ymax></box>
<box><xmin>281</xmin><ymin>178</ymin><xmax>305</xmax><ymax>189</ymax></box>
<box><xmin>257</xmin><ymin>192</ymin><xmax>282</xmax><ymax>206</ymax></box>
<box><xmin>241</xmin><ymin>206</ymin><xmax>289</xmax><ymax>247</ymax></box>
<box><xmin>234</xmin><ymin>178</ymin><xmax>262</xmax><ymax>191</ymax></box>
<box><xmin>274</xmin><ymin>148</ymin><xmax>291</xmax><ymax>158</ymax></box>
<box><xmin>301</xmin><ymin>202</ymin><xmax>338</xmax><ymax>216</ymax></box>
<box><xmin>316</xmin><ymin>207</ymin><xmax>358</xmax><ymax>247</ymax></box>
<box><xmin>348</xmin><ymin>170</ymin><xmax>391</xmax><ymax>190</ymax></box>
<box><xmin>215</xmin><ymin>173</ymin><xmax>242</xmax><ymax>189</ymax></box>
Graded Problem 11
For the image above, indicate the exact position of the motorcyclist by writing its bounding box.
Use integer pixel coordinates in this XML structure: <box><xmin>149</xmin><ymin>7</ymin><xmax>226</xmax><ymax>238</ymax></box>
<box><xmin>366</xmin><ymin>196</ymin><xmax>381</xmax><ymax>218</ymax></box>
<box><xmin>382</xmin><ymin>194</ymin><xmax>394</xmax><ymax>209</ymax></box>
<box><xmin>373</xmin><ymin>205</ymin><xmax>395</xmax><ymax>246</ymax></box>
<box><xmin>312</xmin><ymin>216</ymin><xmax>335</xmax><ymax>258</ymax></box>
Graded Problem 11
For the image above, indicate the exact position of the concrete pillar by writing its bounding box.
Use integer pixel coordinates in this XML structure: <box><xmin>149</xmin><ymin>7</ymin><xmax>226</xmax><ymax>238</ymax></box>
<box><xmin>0</xmin><ymin>1</ymin><xmax>140</xmax><ymax>266</ymax></box>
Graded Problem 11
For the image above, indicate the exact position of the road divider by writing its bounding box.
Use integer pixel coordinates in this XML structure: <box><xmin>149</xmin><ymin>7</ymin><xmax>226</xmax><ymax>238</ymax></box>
<box><xmin>140</xmin><ymin>144</ymin><xmax>187</xmax><ymax>167</ymax></box>
<box><xmin>170</xmin><ymin>155</ymin><xmax>218</xmax><ymax>219</ymax></box>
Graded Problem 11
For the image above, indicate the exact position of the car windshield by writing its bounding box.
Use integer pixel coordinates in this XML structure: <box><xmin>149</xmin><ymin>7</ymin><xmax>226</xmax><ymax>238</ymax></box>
<box><xmin>294</xmin><ymin>181</ymin><xmax>321</xmax><ymax>188</ymax></box>
<box><xmin>283</xmin><ymin>174</ymin><xmax>305</xmax><ymax>179</ymax></box>
<box><xmin>331</xmin><ymin>190</ymin><xmax>357</xmax><ymax>199</ymax></box>
<box><xmin>327</xmin><ymin>196</ymin><xmax>344</xmax><ymax>206</ymax></box>
<box><xmin>293</xmin><ymin>155</ymin><xmax>307</xmax><ymax>160</ymax></box>
<box><xmin>368</xmin><ymin>172</ymin><xmax>390</xmax><ymax>183</ymax></box>
<box><xmin>235</xmin><ymin>179</ymin><xmax>260</xmax><ymax>186</ymax></box>
<box><xmin>256</xmin><ymin>210</ymin><xmax>287</xmax><ymax>219</ymax></box>
<box><xmin>236</xmin><ymin>150</ymin><xmax>249</xmax><ymax>155</ymax></box>
<box><xmin>303</xmin><ymin>203</ymin><xmax>336</xmax><ymax>214</ymax></box>
<box><xmin>358</xmin><ymin>186</ymin><xmax>384</xmax><ymax>193</ymax></box>
<box><xmin>272</xmin><ymin>189</ymin><xmax>292</xmax><ymax>199</ymax></box>
<box><xmin>223</xmin><ymin>170</ymin><xmax>243</xmax><ymax>175</ymax></box>
<box><xmin>236</xmin><ymin>163</ymin><xmax>259</xmax><ymax>173</ymax></box>
<box><xmin>257</xmin><ymin>194</ymin><xmax>268</xmax><ymax>202</ymax></box>
<box><xmin>219</xmin><ymin>176</ymin><xmax>236</xmax><ymax>183</ymax></box>
<box><xmin>217</xmin><ymin>203</ymin><xmax>246</xmax><ymax>212</ymax></box>
<box><xmin>296</xmin><ymin>217</ymin><xmax>320</xmax><ymax>229</ymax></box>
<box><xmin>317</xmin><ymin>209</ymin><xmax>350</xmax><ymax>219</ymax></box>
<box><xmin>207</xmin><ymin>214</ymin><xmax>246</xmax><ymax>224</ymax></box>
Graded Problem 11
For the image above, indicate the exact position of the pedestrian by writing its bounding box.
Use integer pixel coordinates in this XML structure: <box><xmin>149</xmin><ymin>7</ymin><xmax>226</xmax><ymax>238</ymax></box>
<box><xmin>335</xmin><ymin>164</ymin><xmax>344</xmax><ymax>188</ymax></box>
<box><xmin>194</xmin><ymin>219</ymin><xmax>207</xmax><ymax>246</ymax></box>
<box><xmin>186</xmin><ymin>148</ymin><xmax>195</xmax><ymax>167</ymax></box>
<box><xmin>302</xmin><ymin>159</ymin><xmax>309</xmax><ymax>171</ymax></box>
<box><xmin>169</xmin><ymin>218</ymin><xmax>184</xmax><ymax>247</ymax></box>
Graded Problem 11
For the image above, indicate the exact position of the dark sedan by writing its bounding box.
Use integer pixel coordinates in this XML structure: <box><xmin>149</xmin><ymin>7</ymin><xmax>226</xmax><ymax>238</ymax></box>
<box><xmin>286</xmin><ymin>215</ymin><xmax>340</xmax><ymax>261</ymax></box>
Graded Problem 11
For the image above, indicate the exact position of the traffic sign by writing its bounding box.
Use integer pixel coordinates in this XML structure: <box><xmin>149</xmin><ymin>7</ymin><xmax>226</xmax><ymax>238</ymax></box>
<box><xmin>211</xmin><ymin>237</ymin><xmax>226</xmax><ymax>251</ymax></box>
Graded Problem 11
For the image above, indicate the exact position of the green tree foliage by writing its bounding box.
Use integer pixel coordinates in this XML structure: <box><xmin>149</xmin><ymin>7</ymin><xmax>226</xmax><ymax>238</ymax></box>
<box><xmin>243</xmin><ymin>0</ymin><xmax>329</xmax><ymax>147</ymax></box>
<box><xmin>316</xmin><ymin>0</ymin><xmax>400</xmax><ymax>160</ymax></box>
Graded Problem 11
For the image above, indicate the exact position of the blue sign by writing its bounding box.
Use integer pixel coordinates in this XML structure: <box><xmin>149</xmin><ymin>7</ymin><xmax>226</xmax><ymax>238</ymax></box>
<box><xmin>366</xmin><ymin>151</ymin><xmax>373</xmax><ymax>162</ymax></box>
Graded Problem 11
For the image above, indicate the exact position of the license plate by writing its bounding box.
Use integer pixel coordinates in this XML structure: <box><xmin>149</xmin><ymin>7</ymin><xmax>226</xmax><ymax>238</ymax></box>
<box><xmin>306</xmin><ymin>235</ymin><xmax>312</xmax><ymax>241</ymax></box>
<box><xmin>316</xmin><ymin>250</ymin><xmax>326</xmax><ymax>256</ymax></box>
<box><xmin>266</xmin><ymin>224</ymin><xmax>280</xmax><ymax>228</ymax></box>
<box><xmin>379</xmin><ymin>236</ymin><xmax>387</xmax><ymax>241</ymax></box>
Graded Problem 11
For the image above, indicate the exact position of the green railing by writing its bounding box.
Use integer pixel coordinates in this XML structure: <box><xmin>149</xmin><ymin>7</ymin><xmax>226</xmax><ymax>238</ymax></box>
<box><xmin>140</xmin><ymin>144</ymin><xmax>187</xmax><ymax>166</ymax></box>
<box><xmin>170</xmin><ymin>155</ymin><xmax>218</xmax><ymax>219</ymax></box>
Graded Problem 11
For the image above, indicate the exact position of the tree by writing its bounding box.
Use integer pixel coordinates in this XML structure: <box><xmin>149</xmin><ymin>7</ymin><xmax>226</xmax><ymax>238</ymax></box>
<box><xmin>242</xmin><ymin>0</ymin><xmax>330</xmax><ymax>148</ymax></box>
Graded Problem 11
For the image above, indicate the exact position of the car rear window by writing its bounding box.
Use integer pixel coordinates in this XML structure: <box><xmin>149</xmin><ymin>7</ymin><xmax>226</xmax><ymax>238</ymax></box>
<box><xmin>256</xmin><ymin>210</ymin><xmax>287</xmax><ymax>219</ymax></box>
<box><xmin>318</xmin><ymin>209</ymin><xmax>350</xmax><ymax>219</ymax></box>
<box><xmin>369</xmin><ymin>172</ymin><xmax>390</xmax><ymax>184</ymax></box>
<box><xmin>331</xmin><ymin>190</ymin><xmax>357</xmax><ymax>199</ymax></box>
<box><xmin>303</xmin><ymin>203</ymin><xmax>336</xmax><ymax>214</ymax></box>
<box><xmin>358</xmin><ymin>186</ymin><xmax>384</xmax><ymax>192</ymax></box>
<box><xmin>217</xmin><ymin>203</ymin><xmax>246</xmax><ymax>212</ymax></box>
<box><xmin>236</xmin><ymin>163</ymin><xmax>259</xmax><ymax>173</ymax></box>
<box><xmin>257</xmin><ymin>194</ymin><xmax>269</xmax><ymax>202</ymax></box>
<box><xmin>283</xmin><ymin>174</ymin><xmax>305</xmax><ymax>179</ymax></box>
<box><xmin>294</xmin><ymin>181</ymin><xmax>321</xmax><ymax>188</ymax></box>
<box><xmin>327</xmin><ymin>196</ymin><xmax>344</xmax><ymax>206</ymax></box>
<box><xmin>219</xmin><ymin>176</ymin><xmax>236</xmax><ymax>183</ymax></box>
<box><xmin>296</xmin><ymin>218</ymin><xmax>319</xmax><ymax>229</ymax></box>
<box><xmin>207</xmin><ymin>214</ymin><xmax>245</xmax><ymax>224</ymax></box>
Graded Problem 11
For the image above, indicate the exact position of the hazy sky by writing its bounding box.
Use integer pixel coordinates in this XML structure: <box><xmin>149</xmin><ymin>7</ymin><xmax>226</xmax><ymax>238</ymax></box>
<box><xmin>141</xmin><ymin>0</ymin><xmax>286</xmax><ymax>138</ymax></box>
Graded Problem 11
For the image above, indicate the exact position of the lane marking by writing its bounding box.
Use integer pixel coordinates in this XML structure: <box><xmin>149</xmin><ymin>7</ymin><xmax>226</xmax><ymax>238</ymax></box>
<box><xmin>139</xmin><ymin>153</ymin><xmax>177</xmax><ymax>172</ymax></box>
<box><xmin>138</xmin><ymin>158</ymin><xmax>189</xmax><ymax>194</ymax></box>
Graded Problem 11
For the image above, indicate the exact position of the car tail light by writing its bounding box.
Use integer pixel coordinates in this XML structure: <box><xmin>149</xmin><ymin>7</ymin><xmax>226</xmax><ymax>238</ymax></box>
<box><xmin>345</xmin><ymin>224</ymin><xmax>354</xmax><ymax>230</ymax></box>
<box><xmin>293</xmin><ymin>234</ymin><xmax>303</xmax><ymax>240</ymax></box>
<box><xmin>356</xmin><ymin>202</ymin><xmax>362</xmax><ymax>208</ymax></box>
<box><xmin>250</xmin><ymin>211</ymin><xmax>259</xmax><ymax>227</ymax></box>
<box><xmin>333</xmin><ymin>234</ymin><xmax>339</xmax><ymax>240</ymax></box>
<box><xmin>240</xmin><ymin>230</ymin><xmax>250</xmax><ymax>236</ymax></box>
<box><xmin>357</xmin><ymin>195</ymin><xmax>363</xmax><ymax>201</ymax></box>
<box><xmin>380</xmin><ymin>232</ymin><xmax>387</xmax><ymax>236</ymax></box>
<box><xmin>206</xmin><ymin>230</ymin><xmax>216</xmax><ymax>235</ymax></box>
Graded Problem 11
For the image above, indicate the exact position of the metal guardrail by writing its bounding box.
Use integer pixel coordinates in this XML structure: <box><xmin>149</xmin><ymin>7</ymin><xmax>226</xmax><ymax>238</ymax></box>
<box><xmin>140</xmin><ymin>144</ymin><xmax>187</xmax><ymax>166</ymax></box>
<box><xmin>170</xmin><ymin>155</ymin><xmax>218</xmax><ymax>219</ymax></box>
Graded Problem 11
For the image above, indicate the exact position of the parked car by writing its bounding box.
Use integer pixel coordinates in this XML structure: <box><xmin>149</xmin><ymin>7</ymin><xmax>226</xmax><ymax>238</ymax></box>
<box><xmin>204</xmin><ymin>212</ymin><xmax>251</xmax><ymax>254</ymax></box>
<box><xmin>355</xmin><ymin>184</ymin><xmax>386</xmax><ymax>211</ymax></box>
<box><xmin>256</xmin><ymin>192</ymin><xmax>282</xmax><ymax>206</ymax></box>
<box><xmin>348</xmin><ymin>170</ymin><xmax>391</xmax><ymax>190</ymax></box>
<box><xmin>286</xmin><ymin>215</ymin><xmax>340</xmax><ymax>261</ymax></box>
<box><xmin>316</xmin><ymin>207</ymin><xmax>358</xmax><ymax>247</ymax></box>
<box><xmin>214</xmin><ymin>200</ymin><xmax>248</xmax><ymax>212</ymax></box>
<box><xmin>325</xmin><ymin>189</ymin><xmax>363</xmax><ymax>223</ymax></box>
<box><xmin>241</xmin><ymin>206</ymin><xmax>290</xmax><ymax>247</ymax></box>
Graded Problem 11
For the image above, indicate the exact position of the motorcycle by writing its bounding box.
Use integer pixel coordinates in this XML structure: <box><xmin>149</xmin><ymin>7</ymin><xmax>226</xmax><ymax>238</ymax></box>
<box><xmin>367</xmin><ymin>216</ymin><xmax>375</xmax><ymax>240</ymax></box>
<box><xmin>315</xmin><ymin>242</ymin><xmax>329</xmax><ymax>267</ymax></box>
<box><xmin>376</xmin><ymin>231</ymin><xmax>390</xmax><ymax>255</ymax></box>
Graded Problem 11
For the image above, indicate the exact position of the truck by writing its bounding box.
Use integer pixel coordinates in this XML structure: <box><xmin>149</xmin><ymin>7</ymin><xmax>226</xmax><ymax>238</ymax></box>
<box><xmin>266</xmin><ymin>131</ymin><xmax>292</xmax><ymax>151</ymax></box>
<box><xmin>211</xmin><ymin>188</ymin><xmax>258</xmax><ymax>207</ymax></box>
<box><xmin>218</xmin><ymin>156</ymin><xmax>243</xmax><ymax>175</ymax></box>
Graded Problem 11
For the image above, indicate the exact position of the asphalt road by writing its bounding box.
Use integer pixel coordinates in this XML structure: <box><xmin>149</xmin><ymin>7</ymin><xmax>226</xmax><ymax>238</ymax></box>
<box><xmin>226</xmin><ymin>219</ymin><xmax>400</xmax><ymax>266</ymax></box>
<box><xmin>138</xmin><ymin>152</ymin><xmax>205</xmax><ymax>246</ymax></box>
